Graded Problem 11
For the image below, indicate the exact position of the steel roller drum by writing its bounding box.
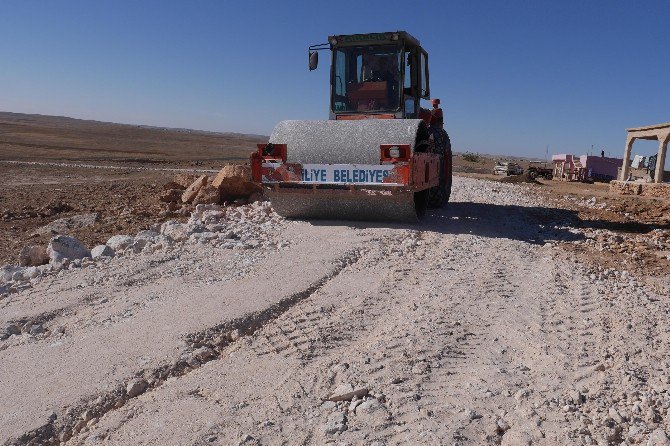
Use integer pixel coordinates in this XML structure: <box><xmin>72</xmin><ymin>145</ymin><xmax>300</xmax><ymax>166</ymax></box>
<box><xmin>267</xmin><ymin>119</ymin><xmax>428</xmax><ymax>223</ymax></box>
<box><xmin>267</xmin><ymin>190</ymin><xmax>426</xmax><ymax>223</ymax></box>
<box><xmin>269</xmin><ymin>119</ymin><xmax>426</xmax><ymax>164</ymax></box>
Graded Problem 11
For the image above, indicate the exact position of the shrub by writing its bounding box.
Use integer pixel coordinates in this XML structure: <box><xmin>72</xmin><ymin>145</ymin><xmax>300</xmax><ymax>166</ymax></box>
<box><xmin>462</xmin><ymin>152</ymin><xmax>481</xmax><ymax>163</ymax></box>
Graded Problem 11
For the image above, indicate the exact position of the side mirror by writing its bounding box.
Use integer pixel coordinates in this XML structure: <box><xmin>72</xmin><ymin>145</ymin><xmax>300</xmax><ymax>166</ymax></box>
<box><xmin>309</xmin><ymin>51</ymin><xmax>318</xmax><ymax>71</ymax></box>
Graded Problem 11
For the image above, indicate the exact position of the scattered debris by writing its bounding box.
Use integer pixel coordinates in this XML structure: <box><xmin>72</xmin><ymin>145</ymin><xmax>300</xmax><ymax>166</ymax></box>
<box><xmin>328</xmin><ymin>384</ymin><xmax>369</xmax><ymax>402</ymax></box>
<box><xmin>126</xmin><ymin>379</ymin><xmax>148</xmax><ymax>398</ymax></box>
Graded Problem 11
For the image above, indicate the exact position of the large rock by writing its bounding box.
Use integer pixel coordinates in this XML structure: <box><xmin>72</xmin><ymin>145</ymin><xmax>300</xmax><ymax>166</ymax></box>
<box><xmin>32</xmin><ymin>213</ymin><xmax>100</xmax><ymax>236</ymax></box>
<box><xmin>193</xmin><ymin>184</ymin><xmax>221</xmax><ymax>205</ymax></box>
<box><xmin>181</xmin><ymin>175</ymin><xmax>209</xmax><ymax>204</ymax></box>
<box><xmin>48</xmin><ymin>235</ymin><xmax>90</xmax><ymax>266</ymax></box>
<box><xmin>323</xmin><ymin>412</ymin><xmax>347</xmax><ymax>435</ymax></box>
<box><xmin>106</xmin><ymin>235</ymin><xmax>134</xmax><ymax>252</ymax></box>
<box><xmin>24</xmin><ymin>266</ymin><xmax>41</xmax><ymax>279</ymax></box>
<box><xmin>91</xmin><ymin>245</ymin><xmax>115</xmax><ymax>259</ymax></box>
<box><xmin>0</xmin><ymin>323</ymin><xmax>21</xmax><ymax>340</ymax></box>
<box><xmin>18</xmin><ymin>245</ymin><xmax>49</xmax><ymax>267</ymax></box>
<box><xmin>212</xmin><ymin>165</ymin><xmax>261</xmax><ymax>201</ymax></box>
<box><xmin>160</xmin><ymin>221</ymin><xmax>190</xmax><ymax>242</ymax></box>
<box><xmin>131</xmin><ymin>230</ymin><xmax>170</xmax><ymax>253</ymax></box>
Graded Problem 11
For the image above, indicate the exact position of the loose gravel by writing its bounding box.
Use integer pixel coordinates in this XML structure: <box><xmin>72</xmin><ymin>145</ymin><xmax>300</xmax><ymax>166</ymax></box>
<box><xmin>1</xmin><ymin>177</ymin><xmax>669</xmax><ymax>446</ymax></box>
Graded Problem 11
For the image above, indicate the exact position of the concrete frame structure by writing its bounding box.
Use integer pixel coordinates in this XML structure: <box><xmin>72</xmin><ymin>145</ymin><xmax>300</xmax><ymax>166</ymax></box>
<box><xmin>620</xmin><ymin>123</ymin><xmax>670</xmax><ymax>183</ymax></box>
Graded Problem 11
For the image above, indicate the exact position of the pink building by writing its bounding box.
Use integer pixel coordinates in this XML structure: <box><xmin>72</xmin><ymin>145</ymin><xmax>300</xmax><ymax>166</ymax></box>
<box><xmin>552</xmin><ymin>154</ymin><xmax>623</xmax><ymax>181</ymax></box>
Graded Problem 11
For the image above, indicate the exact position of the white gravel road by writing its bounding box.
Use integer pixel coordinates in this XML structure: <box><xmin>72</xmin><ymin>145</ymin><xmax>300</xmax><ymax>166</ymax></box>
<box><xmin>1</xmin><ymin>177</ymin><xmax>669</xmax><ymax>446</ymax></box>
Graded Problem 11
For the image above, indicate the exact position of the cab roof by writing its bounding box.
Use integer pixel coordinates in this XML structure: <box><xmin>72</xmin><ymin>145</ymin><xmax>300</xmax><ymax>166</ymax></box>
<box><xmin>327</xmin><ymin>31</ymin><xmax>421</xmax><ymax>48</ymax></box>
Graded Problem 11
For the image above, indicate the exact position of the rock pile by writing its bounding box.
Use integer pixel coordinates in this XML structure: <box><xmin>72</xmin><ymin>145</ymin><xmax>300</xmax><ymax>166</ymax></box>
<box><xmin>160</xmin><ymin>165</ymin><xmax>261</xmax><ymax>209</ymax></box>
<box><xmin>454</xmin><ymin>178</ymin><xmax>546</xmax><ymax>208</ymax></box>
<box><xmin>569</xmin><ymin>196</ymin><xmax>609</xmax><ymax>210</ymax></box>
<box><xmin>0</xmin><ymin>199</ymin><xmax>286</xmax><ymax>300</ymax></box>
<box><xmin>212</xmin><ymin>164</ymin><xmax>262</xmax><ymax>202</ymax></box>
<box><xmin>556</xmin><ymin>222</ymin><xmax>670</xmax><ymax>282</ymax></box>
<box><xmin>557</xmin><ymin>373</ymin><xmax>670</xmax><ymax>444</ymax></box>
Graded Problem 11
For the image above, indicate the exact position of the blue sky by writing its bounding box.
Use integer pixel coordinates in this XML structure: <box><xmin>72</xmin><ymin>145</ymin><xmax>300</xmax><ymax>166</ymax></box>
<box><xmin>1</xmin><ymin>0</ymin><xmax>669</xmax><ymax>159</ymax></box>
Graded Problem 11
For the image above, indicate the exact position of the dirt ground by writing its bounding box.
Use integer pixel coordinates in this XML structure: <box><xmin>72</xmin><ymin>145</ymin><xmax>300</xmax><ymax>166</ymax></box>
<box><xmin>455</xmin><ymin>155</ymin><xmax>670</xmax><ymax>288</ymax></box>
<box><xmin>0</xmin><ymin>112</ymin><xmax>265</xmax><ymax>265</ymax></box>
<box><xmin>2</xmin><ymin>138</ymin><xmax>668</xmax><ymax>284</ymax></box>
<box><xmin>0</xmin><ymin>164</ymin><xmax>171</xmax><ymax>265</ymax></box>
<box><xmin>3</xmin><ymin>177</ymin><xmax>670</xmax><ymax>446</ymax></box>
<box><xmin>3</xmin><ymin>114</ymin><xmax>670</xmax><ymax>445</ymax></box>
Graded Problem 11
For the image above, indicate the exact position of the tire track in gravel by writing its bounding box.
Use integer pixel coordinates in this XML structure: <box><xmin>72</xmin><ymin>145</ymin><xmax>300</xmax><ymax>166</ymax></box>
<box><xmin>60</xmin><ymin>228</ymin><xmax>447</xmax><ymax>445</ymax></box>
<box><xmin>0</xmin><ymin>254</ymin><xmax>178</xmax><ymax>343</ymax></box>
<box><xmin>9</xmin><ymin>249</ymin><xmax>364</xmax><ymax>445</ymax></box>
<box><xmin>46</xmin><ymin>180</ymin><xmax>551</xmax><ymax>444</ymax></box>
<box><xmin>245</xmin><ymin>237</ymin><xmax>398</xmax><ymax>364</ymax></box>
<box><xmin>0</xmin><ymin>247</ymin><xmax>268</xmax><ymax>357</ymax></box>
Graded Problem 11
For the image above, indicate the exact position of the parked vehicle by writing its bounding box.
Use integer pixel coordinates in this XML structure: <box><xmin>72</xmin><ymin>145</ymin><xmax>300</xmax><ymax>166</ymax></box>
<box><xmin>493</xmin><ymin>162</ymin><xmax>523</xmax><ymax>176</ymax></box>
<box><xmin>526</xmin><ymin>162</ymin><xmax>553</xmax><ymax>179</ymax></box>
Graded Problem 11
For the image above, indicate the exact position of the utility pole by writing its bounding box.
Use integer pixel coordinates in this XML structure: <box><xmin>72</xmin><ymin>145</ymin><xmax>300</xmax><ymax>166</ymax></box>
<box><xmin>545</xmin><ymin>145</ymin><xmax>549</xmax><ymax>163</ymax></box>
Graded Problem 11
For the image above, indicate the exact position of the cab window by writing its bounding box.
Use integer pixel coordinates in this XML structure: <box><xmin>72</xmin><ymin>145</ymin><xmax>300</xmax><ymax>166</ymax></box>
<box><xmin>420</xmin><ymin>51</ymin><xmax>429</xmax><ymax>98</ymax></box>
<box><xmin>331</xmin><ymin>45</ymin><xmax>401</xmax><ymax>113</ymax></box>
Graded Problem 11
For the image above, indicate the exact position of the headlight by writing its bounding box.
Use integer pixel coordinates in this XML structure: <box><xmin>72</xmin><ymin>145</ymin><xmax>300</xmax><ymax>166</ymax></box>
<box><xmin>388</xmin><ymin>146</ymin><xmax>400</xmax><ymax>158</ymax></box>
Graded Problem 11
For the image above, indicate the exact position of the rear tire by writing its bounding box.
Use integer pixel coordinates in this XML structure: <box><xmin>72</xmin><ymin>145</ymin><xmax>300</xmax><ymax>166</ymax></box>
<box><xmin>427</xmin><ymin>129</ymin><xmax>452</xmax><ymax>209</ymax></box>
<box><xmin>414</xmin><ymin>189</ymin><xmax>429</xmax><ymax>220</ymax></box>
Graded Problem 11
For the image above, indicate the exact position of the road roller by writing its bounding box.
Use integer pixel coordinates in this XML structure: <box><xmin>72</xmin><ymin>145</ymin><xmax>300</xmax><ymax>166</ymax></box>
<box><xmin>251</xmin><ymin>31</ymin><xmax>452</xmax><ymax>222</ymax></box>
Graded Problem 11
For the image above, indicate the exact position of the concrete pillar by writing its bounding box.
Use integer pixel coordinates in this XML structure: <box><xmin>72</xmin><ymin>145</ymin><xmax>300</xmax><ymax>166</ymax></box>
<box><xmin>654</xmin><ymin>133</ymin><xmax>670</xmax><ymax>183</ymax></box>
<box><xmin>621</xmin><ymin>135</ymin><xmax>635</xmax><ymax>181</ymax></box>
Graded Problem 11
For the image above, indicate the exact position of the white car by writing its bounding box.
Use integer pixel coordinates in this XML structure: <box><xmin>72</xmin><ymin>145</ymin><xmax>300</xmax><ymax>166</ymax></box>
<box><xmin>493</xmin><ymin>162</ymin><xmax>523</xmax><ymax>176</ymax></box>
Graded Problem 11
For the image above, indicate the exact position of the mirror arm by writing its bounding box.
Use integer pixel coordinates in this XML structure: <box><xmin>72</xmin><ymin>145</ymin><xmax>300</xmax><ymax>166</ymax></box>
<box><xmin>308</xmin><ymin>43</ymin><xmax>330</xmax><ymax>71</ymax></box>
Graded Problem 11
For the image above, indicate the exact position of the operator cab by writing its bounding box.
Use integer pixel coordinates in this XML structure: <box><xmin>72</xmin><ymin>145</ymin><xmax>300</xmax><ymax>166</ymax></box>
<box><xmin>308</xmin><ymin>31</ymin><xmax>431</xmax><ymax>120</ymax></box>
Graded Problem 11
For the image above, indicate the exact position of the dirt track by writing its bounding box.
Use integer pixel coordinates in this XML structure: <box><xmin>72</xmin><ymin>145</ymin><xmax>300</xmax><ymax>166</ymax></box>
<box><xmin>3</xmin><ymin>177</ymin><xmax>670</xmax><ymax>445</ymax></box>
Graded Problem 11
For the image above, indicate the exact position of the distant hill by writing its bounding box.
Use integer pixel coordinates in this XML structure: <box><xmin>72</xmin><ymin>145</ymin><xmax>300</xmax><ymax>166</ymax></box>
<box><xmin>0</xmin><ymin>111</ymin><xmax>267</xmax><ymax>164</ymax></box>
